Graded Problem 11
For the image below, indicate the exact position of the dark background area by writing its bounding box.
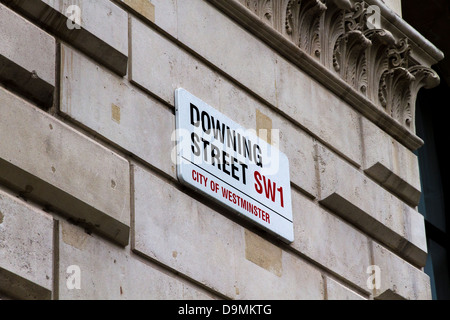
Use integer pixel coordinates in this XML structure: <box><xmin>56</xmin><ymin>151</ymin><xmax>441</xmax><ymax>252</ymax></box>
<box><xmin>402</xmin><ymin>0</ymin><xmax>450</xmax><ymax>300</ymax></box>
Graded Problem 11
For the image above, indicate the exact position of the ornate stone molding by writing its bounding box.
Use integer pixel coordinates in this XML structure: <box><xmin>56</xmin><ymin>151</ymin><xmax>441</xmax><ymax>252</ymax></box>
<box><xmin>209</xmin><ymin>0</ymin><xmax>444</xmax><ymax>150</ymax></box>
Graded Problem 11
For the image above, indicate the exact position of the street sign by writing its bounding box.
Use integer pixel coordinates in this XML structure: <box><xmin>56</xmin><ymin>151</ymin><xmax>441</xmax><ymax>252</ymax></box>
<box><xmin>175</xmin><ymin>88</ymin><xmax>293</xmax><ymax>243</ymax></box>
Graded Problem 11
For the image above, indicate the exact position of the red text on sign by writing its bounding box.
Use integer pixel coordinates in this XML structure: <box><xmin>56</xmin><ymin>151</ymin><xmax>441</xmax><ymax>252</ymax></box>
<box><xmin>254</xmin><ymin>172</ymin><xmax>285</xmax><ymax>208</ymax></box>
<box><xmin>192</xmin><ymin>169</ymin><xmax>208</xmax><ymax>187</ymax></box>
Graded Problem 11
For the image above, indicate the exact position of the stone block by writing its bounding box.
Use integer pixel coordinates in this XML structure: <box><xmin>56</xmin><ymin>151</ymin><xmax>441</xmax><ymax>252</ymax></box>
<box><xmin>133</xmin><ymin>165</ymin><xmax>324</xmax><ymax>299</ymax></box>
<box><xmin>236</xmin><ymin>228</ymin><xmax>324</xmax><ymax>300</ymax></box>
<box><xmin>60</xmin><ymin>44</ymin><xmax>176</xmax><ymax>179</ymax></box>
<box><xmin>176</xmin><ymin>0</ymin><xmax>278</xmax><ymax>107</ymax></box>
<box><xmin>267</xmin><ymin>108</ymin><xmax>318</xmax><ymax>198</ymax></box>
<box><xmin>244</xmin><ymin>229</ymin><xmax>282</xmax><ymax>277</ymax></box>
<box><xmin>130</xmin><ymin>17</ymin><xmax>222</xmax><ymax>107</ymax></box>
<box><xmin>362</xmin><ymin>117</ymin><xmax>421</xmax><ymax>206</ymax></box>
<box><xmin>0</xmin><ymin>3</ymin><xmax>55</xmax><ymax>108</ymax></box>
<box><xmin>151</xmin><ymin>0</ymin><xmax>178</xmax><ymax>37</ymax></box>
<box><xmin>58</xmin><ymin>219</ymin><xmax>212</xmax><ymax>300</ymax></box>
<box><xmin>119</xmin><ymin>0</ymin><xmax>155</xmax><ymax>22</ymax></box>
<box><xmin>133</xmin><ymin>165</ymin><xmax>237</xmax><ymax>298</ymax></box>
<box><xmin>0</xmin><ymin>189</ymin><xmax>53</xmax><ymax>300</ymax></box>
<box><xmin>326</xmin><ymin>277</ymin><xmax>366</xmax><ymax>300</ymax></box>
<box><xmin>115</xmin><ymin>0</ymin><xmax>178</xmax><ymax>37</ymax></box>
<box><xmin>275</xmin><ymin>57</ymin><xmax>363</xmax><ymax>167</ymax></box>
<box><xmin>291</xmin><ymin>189</ymin><xmax>371</xmax><ymax>293</ymax></box>
<box><xmin>317</xmin><ymin>144</ymin><xmax>427</xmax><ymax>267</ymax></box>
<box><xmin>2</xmin><ymin>0</ymin><xmax>128</xmax><ymax>75</ymax></box>
<box><xmin>0</xmin><ymin>87</ymin><xmax>130</xmax><ymax>245</ymax></box>
<box><xmin>372</xmin><ymin>243</ymin><xmax>431</xmax><ymax>300</ymax></box>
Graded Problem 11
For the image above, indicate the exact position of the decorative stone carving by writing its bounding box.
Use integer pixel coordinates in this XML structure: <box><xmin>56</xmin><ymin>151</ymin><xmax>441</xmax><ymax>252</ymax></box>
<box><xmin>285</xmin><ymin>0</ymin><xmax>326</xmax><ymax>57</ymax></box>
<box><xmin>237</xmin><ymin>0</ymin><xmax>440</xmax><ymax>134</ymax></box>
<box><xmin>243</xmin><ymin>0</ymin><xmax>274</xmax><ymax>25</ymax></box>
<box><xmin>332</xmin><ymin>2</ymin><xmax>372</xmax><ymax>92</ymax></box>
<box><xmin>363</xmin><ymin>28</ymin><xmax>396</xmax><ymax>103</ymax></box>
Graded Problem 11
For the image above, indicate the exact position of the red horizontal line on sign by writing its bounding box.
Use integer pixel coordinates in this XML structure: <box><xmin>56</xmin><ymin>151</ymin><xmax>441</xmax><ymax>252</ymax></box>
<box><xmin>181</xmin><ymin>156</ymin><xmax>292</xmax><ymax>224</ymax></box>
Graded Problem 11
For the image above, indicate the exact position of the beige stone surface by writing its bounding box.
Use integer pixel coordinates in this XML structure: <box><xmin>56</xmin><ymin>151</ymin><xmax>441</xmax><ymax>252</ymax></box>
<box><xmin>317</xmin><ymin>144</ymin><xmax>427</xmax><ymax>267</ymax></box>
<box><xmin>58</xmin><ymin>219</ymin><xmax>213</xmax><ymax>300</ymax></box>
<box><xmin>4</xmin><ymin>0</ymin><xmax>128</xmax><ymax>75</ymax></box>
<box><xmin>362</xmin><ymin>117</ymin><xmax>421</xmax><ymax>206</ymax></box>
<box><xmin>43</xmin><ymin>0</ymin><xmax>128</xmax><ymax>56</ymax></box>
<box><xmin>274</xmin><ymin>57</ymin><xmax>363</xmax><ymax>167</ymax></box>
<box><xmin>120</xmin><ymin>0</ymin><xmax>155</xmax><ymax>22</ymax></box>
<box><xmin>130</xmin><ymin>17</ymin><xmax>221</xmax><ymax>107</ymax></box>
<box><xmin>0</xmin><ymin>3</ymin><xmax>55</xmax><ymax>108</ymax></box>
<box><xmin>0</xmin><ymin>189</ymin><xmax>53</xmax><ymax>300</ymax></box>
<box><xmin>244</xmin><ymin>230</ymin><xmax>282</xmax><ymax>277</ymax></box>
<box><xmin>0</xmin><ymin>86</ymin><xmax>130</xmax><ymax>245</ymax></box>
<box><xmin>118</xmin><ymin>0</ymin><xmax>178</xmax><ymax>37</ymax></box>
<box><xmin>326</xmin><ymin>277</ymin><xmax>366</xmax><ymax>300</ymax></box>
<box><xmin>0</xmin><ymin>3</ymin><xmax>55</xmax><ymax>86</ymax></box>
<box><xmin>291</xmin><ymin>189</ymin><xmax>371</xmax><ymax>293</ymax></box>
<box><xmin>177</xmin><ymin>0</ymin><xmax>278</xmax><ymax>106</ymax></box>
<box><xmin>152</xmin><ymin>0</ymin><xmax>178</xmax><ymax>37</ymax></box>
<box><xmin>60</xmin><ymin>44</ymin><xmax>176</xmax><ymax>180</ymax></box>
<box><xmin>373</xmin><ymin>243</ymin><xmax>431</xmax><ymax>300</ymax></box>
<box><xmin>256</xmin><ymin>109</ymin><xmax>273</xmax><ymax>145</ymax></box>
<box><xmin>133</xmin><ymin>165</ymin><xmax>324</xmax><ymax>299</ymax></box>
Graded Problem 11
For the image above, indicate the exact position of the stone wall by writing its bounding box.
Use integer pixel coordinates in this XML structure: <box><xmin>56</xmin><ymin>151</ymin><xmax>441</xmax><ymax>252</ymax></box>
<box><xmin>0</xmin><ymin>0</ymin><xmax>443</xmax><ymax>300</ymax></box>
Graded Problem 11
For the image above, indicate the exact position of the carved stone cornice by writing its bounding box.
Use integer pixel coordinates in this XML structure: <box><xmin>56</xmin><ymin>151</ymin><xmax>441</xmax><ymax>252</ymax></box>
<box><xmin>208</xmin><ymin>0</ymin><xmax>444</xmax><ymax>150</ymax></box>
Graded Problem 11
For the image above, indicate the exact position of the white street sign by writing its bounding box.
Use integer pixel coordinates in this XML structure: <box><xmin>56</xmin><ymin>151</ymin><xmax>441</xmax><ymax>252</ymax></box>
<box><xmin>175</xmin><ymin>88</ymin><xmax>294</xmax><ymax>243</ymax></box>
